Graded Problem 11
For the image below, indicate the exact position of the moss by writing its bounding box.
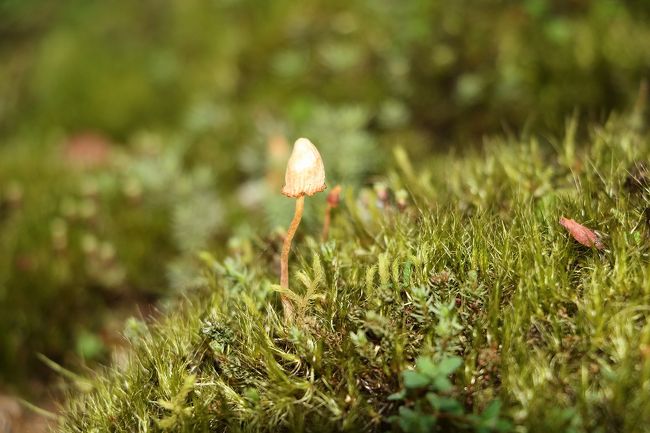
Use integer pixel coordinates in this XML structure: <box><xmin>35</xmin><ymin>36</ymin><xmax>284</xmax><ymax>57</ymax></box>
<box><xmin>0</xmin><ymin>142</ymin><xmax>223</xmax><ymax>386</ymax></box>
<box><xmin>59</xmin><ymin>113</ymin><xmax>650</xmax><ymax>432</ymax></box>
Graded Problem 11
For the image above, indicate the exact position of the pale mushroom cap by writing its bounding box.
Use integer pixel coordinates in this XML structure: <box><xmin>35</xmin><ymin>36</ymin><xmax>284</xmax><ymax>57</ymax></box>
<box><xmin>282</xmin><ymin>138</ymin><xmax>326</xmax><ymax>198</ymax></box>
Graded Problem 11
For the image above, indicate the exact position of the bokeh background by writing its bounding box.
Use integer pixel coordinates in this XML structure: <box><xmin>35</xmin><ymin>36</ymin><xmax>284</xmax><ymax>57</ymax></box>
<box><xmin>0</xmin><ymin>0</ymin><xmax>649</xmax><ymax>424</ymax></box>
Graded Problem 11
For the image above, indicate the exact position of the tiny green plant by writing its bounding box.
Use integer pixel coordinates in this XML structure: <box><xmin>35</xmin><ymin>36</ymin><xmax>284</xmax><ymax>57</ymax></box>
<box><xmin>389</xmin><ymin>356</ymin><xmax>511</xmax><ymax>433</ymax></box>
<box><xmin>156</xmin><ymin>374</ymin><xmax>196</xmax><ymax>430</ymax></box>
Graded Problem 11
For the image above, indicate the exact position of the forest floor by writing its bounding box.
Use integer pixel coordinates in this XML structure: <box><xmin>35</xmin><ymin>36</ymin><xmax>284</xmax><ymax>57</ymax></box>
<box><xmin>57</xmin><ymin>114</ymin><xmax>650</xmax><ymax>432</ymax></box>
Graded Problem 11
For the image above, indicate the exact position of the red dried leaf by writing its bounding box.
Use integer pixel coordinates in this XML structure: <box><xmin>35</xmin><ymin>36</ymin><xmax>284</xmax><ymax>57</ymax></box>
<box><xmin>559</xmin><ymin>217</ymin><xmax>604</xmax><ymax>250</ymax></box>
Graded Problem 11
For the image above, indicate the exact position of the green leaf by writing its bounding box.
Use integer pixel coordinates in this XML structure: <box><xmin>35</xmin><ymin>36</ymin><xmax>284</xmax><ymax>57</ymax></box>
<box><xmin>403</xmin><ymin>371</ymin><xmax>431</xmax><ymax>389</ymax></box>
<box><xmin>437</xmin><ymin>356</ymin><xmax>463</xmax><ymax>376</ymax></box>
<box><xmin>426</xmin><ymin>393</ymin><xmax>463</xmax><ymax>414</ymax></box>
<box><xmin>415</xmin><ymin>356</ymin><xmax>438</xmax><ymax>378</ymax></box>
<box><xmin>403</xmin><ymin>260</ymin><xmax>413</xmax><ymax>286</ymax></box>
<box><xmin>397</xmin><ymin>407</ymin><xmax>437</xmax><ymax>433</ymax></box>
<box><xmin>75</xmin><ymin>331</ymin><xmax>105</xmax><ymax>360</ymax></box>
<box><xmin>476</xmin><ymin>400</ymin><xmax>511</xmax><ymax>432</ymax></box>
<box><xmin>481</xmin><ymin>400</ymin><xmax>502</xmax><ymax>422</ymax></box>
<box><xmin>157</xmin><ymin>415</ymin><xmax>178</xmax><ymax>430</ymax></box>
<box><xmin>269</xmin><ymin>284</ymin><xmax>302</xmax><ymax>302</ymax></box>
<box><xmin>433</xmin><ymin>376</ymin><xmax>453</xmax><ymax>392</ymax></box>
<box><xmin>157</xmin><ymin>399</ymin><xmax>176</xmax><ymax>411</ymax></box>
<box><xmin>388</xmin><ymin>390</ymin><xmax>406</xmax><ymax>401</ymax></box>
<box><xmin>495</xmin><ymin>419</ymin><xmax>513</xmax><ymax>432</ymax></box>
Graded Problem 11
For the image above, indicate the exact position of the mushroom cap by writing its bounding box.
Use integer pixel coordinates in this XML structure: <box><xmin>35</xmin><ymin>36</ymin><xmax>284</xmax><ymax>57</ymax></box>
<box><xmin>282</xmin><ymin>138</ymin><xmax>327</xmax><ymax>198</ymax></box>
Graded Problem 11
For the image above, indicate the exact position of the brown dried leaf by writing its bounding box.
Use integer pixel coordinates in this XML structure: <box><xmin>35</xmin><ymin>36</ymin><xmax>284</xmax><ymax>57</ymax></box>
<box><xmin>559</xmin><ymin>217</ymin><xmax>604</xmax><ymax>250</ymax></box>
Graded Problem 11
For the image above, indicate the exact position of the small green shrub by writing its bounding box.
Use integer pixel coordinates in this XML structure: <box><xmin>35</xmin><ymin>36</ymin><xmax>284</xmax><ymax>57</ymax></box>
<box><xmin>388</xmin><ymin>356</ymin><xmax>510</xmax><ymax>433</ymax></box>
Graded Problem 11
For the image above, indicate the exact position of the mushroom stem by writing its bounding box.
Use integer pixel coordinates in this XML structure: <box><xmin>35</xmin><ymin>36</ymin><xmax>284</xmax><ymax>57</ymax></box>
<box><xmin>280</xmin><ymin>195</ymin><xmax>304</xmax><ymax>320</ymax></box>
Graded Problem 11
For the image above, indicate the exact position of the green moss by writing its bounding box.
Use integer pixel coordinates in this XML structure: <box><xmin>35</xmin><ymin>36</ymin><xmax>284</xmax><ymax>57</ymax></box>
<box><xmin>0</xmin><ymin>141</ymin><xmax>222</xmax><ymax>386</ymax></box>
<box><xmin>0</xmin><ymin>101</ymin><xmax>387</xmax><ymax>391</ymax></box>
<box><xmin>59</xmin><ymin>113</ymin><xmax>650</xmax><ymax>432</ymax></box>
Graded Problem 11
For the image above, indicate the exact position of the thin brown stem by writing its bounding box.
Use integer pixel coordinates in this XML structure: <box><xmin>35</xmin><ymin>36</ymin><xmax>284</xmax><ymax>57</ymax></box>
<box><xmin>322</xmin><ymin>203</ymin><xmax>332</xmax><ymax>241</ymax></box>
<box><xmin>280</xmin><ymin>195</ymin><xmax>304</xmax><ymax>321</ymax></box>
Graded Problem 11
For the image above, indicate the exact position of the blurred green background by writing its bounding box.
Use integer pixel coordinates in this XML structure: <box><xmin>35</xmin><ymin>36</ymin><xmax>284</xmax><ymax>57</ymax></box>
<box><xmin>0</xmin><ymin>0</ymin><xmax>649</xmax><ymax>398</ymax></box>
<box><xmin>3</xmin><ymin>0</ymin><xmax>650</xmax><ymax>141</ymax></box>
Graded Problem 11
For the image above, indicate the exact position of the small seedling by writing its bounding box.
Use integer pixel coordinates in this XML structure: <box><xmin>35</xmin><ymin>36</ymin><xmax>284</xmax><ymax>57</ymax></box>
<box><xmin>396</xmin><ymin>189</ymin><xmax>409</xmax><ymax>211</ymax></box>
<box><xmin>389</xmin><ymin>356</ymin><xmax>511</xmax><ymax>433</ymax></box>
<box><xmin>322</xmin><ymin>184</ymin><xmax>341</xmax><ymax>241</ymax></box>
<box><xmin>280</xmin><ymin>138</ymin><xmax>326</xmax><ymax>321</ymax></box>
<box><xmin>374</xmin><ymin>182</ymin><xmax>390</xmax><ymax>208</ymax></box>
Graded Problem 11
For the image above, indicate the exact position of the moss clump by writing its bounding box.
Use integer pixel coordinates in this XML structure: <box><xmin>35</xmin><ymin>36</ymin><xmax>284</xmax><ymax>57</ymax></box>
<box><xmin>60</xmin><ymin>114</ymin><xmax>650</xmax><ymax>432</ymax></box>
<box><xmin>0</xmin><ymin>140</ymin><xmax>224</xmax><ymax>387</ymax></box>
<box><xmin>0</xmin><ymin>104</ymin><xmax>384</xmax><ymax>391</ymax></box>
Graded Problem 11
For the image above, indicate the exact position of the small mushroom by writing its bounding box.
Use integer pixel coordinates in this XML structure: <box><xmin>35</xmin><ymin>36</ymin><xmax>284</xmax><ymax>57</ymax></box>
<box><xmin>280</xmin><ymin>138</ymin><xmax>326</xmax><ymax>321</ymax></box>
